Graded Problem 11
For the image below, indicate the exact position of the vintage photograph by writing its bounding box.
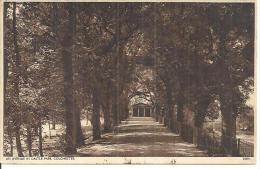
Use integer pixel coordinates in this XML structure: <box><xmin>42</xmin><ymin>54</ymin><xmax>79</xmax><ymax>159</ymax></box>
<box><xmin>1</xmin><ymin>0</ymin><xmax>256</xmax><ymax>164</ymax></box>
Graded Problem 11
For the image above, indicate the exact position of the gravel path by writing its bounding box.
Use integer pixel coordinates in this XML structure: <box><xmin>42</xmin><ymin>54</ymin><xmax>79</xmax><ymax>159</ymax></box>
<box><xmin>78</xmin><ymin>117</ymin><xmax>208</xmax><ymax>157</ymax></box>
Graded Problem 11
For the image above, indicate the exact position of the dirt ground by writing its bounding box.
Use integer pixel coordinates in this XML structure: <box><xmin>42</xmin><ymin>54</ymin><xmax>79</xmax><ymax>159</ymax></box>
<box><xmin>77</xmin><ymin>117</ymin><xmax>208</xmax><ymax>157</ymax></box>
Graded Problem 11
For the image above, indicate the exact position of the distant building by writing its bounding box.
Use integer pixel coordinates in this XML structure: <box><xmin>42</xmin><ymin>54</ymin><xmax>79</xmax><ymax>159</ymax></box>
<box><xmin>132</xmin><ymin>103</ymin><xmax>152</xmax><ymax>117</ymax></box>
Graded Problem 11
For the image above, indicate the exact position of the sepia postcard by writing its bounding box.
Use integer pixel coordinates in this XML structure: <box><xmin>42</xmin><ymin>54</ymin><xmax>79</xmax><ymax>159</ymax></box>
<box><xmin>0</xmin><ymin>0</ymin><xmax>258</xmax><ymax>165</ymax></box>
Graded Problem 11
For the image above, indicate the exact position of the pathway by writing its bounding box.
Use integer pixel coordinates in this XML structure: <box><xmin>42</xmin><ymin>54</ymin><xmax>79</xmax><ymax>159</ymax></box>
<box><xmin>77</xmin><ymin>117</ymin><xmax>208</xmax><ymax>157</ymax></box>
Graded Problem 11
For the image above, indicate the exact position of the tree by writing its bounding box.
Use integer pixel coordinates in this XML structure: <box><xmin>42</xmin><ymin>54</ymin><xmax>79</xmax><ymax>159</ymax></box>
<box><xmin>12</xmin><ymin>2</ymin><xmax>24</xmax><ymax>157</ymax></box>
<box><xmin>60</xmin><ymin>3</ymin><xmax>77</xmax><ymax>154</ymax></box>
<box><xmin>206</xmin><ymin>4</ymin><xmax>254</xmax><ymax>155</ymax></box>
<box><xmin>3</xmin><ymin>2</ymin><xmax>254</xmax><ymax>157</ymax></box>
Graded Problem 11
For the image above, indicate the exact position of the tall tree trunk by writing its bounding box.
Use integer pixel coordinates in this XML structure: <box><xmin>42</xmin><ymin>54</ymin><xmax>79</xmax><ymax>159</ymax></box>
<box><xmin>166</xmin><ymin>84</ymin><xmax>176</xmax><ymax>132</ymax></box>
<box><xmin>194</xmin><ymin>95</ymin><xmax>210</xmax><ymax>147</ymax></box>
<box><xmin>14</xmin><ymin>126</ymin><xmax>23</xmax><ymax>157</ymax></box>
<box><xmin>123</xmin><ymin>100</ymin><xmax>129</xmax><ymax>120</ymax></box>
<box><xmin>177</xmin><ymin>92</ymin><xmax>184</xmax><ymax>136</ymax></box>
<box><xmin>120</xmin><ymin>99</ymin><xmax>125</xmax><ymax>121</ymax></box>
<box><xmin>220</xmin><ymin>91</ymin><xmax>237</xmax><ymax>156</ymax></box>
<box><xmin>12</xmin><ymin>2</ymin><xmax>24</xmax><ymax>157</ymax></box>
<box><xmin>194</xmin><ymin>111</ymin><xmax>203</xmax><ymax>147</ymax></box>
<box><xmin>7</xmin><ymin>121</ymin><xmax>13</xmax><ymax>156</ymax></box>
<box><xmin>155</xmin><ymin>104</ymin><xmax>159</xmax><ymax>122</ymax></box>
<box><xmin>92</xmin><ymin>87</ymin><xmax>101</xmax><ymax>140</ymax></box>
<box><xmin>217</xmin><ymin>26</ymin><xmax>237</xmax><ymax>156</ymax></box>
<box><xmin>177</xmin><ymin>97</ymin><xmax>184</xmax><ymax>122</ymax></box>
<box><xmin>113</xmin><ymin>2</ymin><xmax>121</xmax><ymax>126</ymax></box>
<box><xmin>122</xmin><ymin>93</ymin><xmax>129</xmax><ymax>120</ymax></box>
<box><xmin>61</xmin><ymin>3</ymin><xmax>77</xmax><ymax>154</ymax></box>
<box><xmin>69</xmin><ymin>3</ymin><xmax>84</xmax><ymax>147</ymax></box>
<box><xmin>4</xmin><ymin>3</ymin><xmax>12</xmax><ymax>156</ymax></box>
<box><xmin>118</xmin><ymin>95</ymin><xmax>125</xmax><ymax>122</ymax></box>
<box><xmin>112</xmin><ymin>86</ymin><xmax>119</xmax><ymax>126</ymax></box>
<box><xmin>103</xmin><ymin>97</ymin><xmax>112</xmax><ymax>132</ymax></box>
<box><xmin>38</xmin><ymin>117</ymin><xmax>43</xmax><ymax>157</ymax></box>
<box><xmin>26</xmin><ymin>125</ymin><xmax>32</xmax><ymax>157</ymax></box>
<box><xmin>158</xmin><ymin>108</ymin><xmax>163</xmax><ymax>123</ymax></box>
<box><xmin>119</xmin><ymin>101</ymin><xmax>123</xmax><ymax>122</ymax></box>
<box><xmin>74</xmin><ymin>103</ymin><xmax>85</xmax><ymax>147</ymax></box>
<box><xmin>163</xmin><ymin>108</ymin><xmax>167</xmax><ymax>126</ymax></box>
<box><xmin>4</xmin><ymin>2</ymin><xmax>9</xmax><ymax>96</ymax></box>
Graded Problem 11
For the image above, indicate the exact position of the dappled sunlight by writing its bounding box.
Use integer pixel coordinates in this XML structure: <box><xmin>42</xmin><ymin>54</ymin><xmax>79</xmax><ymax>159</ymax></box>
<box><xmin>78</xmin><ymin>117</ymin><xmax>208</xmax><ymax>157</ymax></box>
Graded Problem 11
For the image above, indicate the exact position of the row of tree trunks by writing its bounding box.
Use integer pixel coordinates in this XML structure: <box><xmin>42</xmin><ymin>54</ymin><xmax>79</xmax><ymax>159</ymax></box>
<box><xmin>90</xmin><ymin>2</ymin><xmax>136</xmax><ymax>139</ymax></box>
<box><xmin>159</xmin><ymin>88</ymin><xmax>237</xmax><ymax>157</ymax></box>
<box><xmin>91</xmin><ymin>3</ymin><xmax>136</xmax><ymax>136</ymax></box>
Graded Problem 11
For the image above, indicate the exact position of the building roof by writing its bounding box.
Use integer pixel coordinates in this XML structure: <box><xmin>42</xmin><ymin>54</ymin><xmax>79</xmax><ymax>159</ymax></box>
<box><xmin>132</xmin><ymin>103</ymin><xmax>151</xmax><ymax>107</ymax></box>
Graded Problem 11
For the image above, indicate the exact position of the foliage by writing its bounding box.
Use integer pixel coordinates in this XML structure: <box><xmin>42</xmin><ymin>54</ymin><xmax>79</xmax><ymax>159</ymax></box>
<box><xmin>3</xmin><ymin>2</ymin><xmax>254</xmax><ymax>156</ymax></box>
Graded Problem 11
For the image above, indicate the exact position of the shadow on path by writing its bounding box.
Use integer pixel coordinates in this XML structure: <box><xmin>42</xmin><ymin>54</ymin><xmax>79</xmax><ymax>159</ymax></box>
<box><xmin>77</xmin><ymin>117</ymin><xmax>208</xmax><ymax>157</ymax></box>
